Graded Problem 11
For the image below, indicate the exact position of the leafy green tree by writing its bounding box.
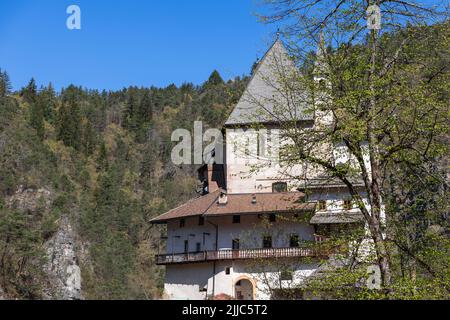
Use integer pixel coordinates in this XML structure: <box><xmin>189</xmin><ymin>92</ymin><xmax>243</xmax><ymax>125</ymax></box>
<box><xmin>257</xmin><ymin>0</ymin><xmax>448</xmax><ymax>296</ymax></box>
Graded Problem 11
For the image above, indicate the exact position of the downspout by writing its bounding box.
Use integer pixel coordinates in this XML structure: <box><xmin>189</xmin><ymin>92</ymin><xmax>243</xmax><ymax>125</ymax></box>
<box><xmin>206</xmin><ymin>219</ymin><xmax>218</xmax><ymax>299</ymax></box>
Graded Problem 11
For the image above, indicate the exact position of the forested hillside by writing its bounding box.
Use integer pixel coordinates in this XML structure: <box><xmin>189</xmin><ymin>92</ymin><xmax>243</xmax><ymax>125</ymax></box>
<box><xmin>0</xmin><ymin>69</ymin><xmax>248</xmax><ymax>299</ymax></box>
<box><xmin>0</xmin><ymin>21</ymin><xmax>448</xmax><ymax>300</ymax></box>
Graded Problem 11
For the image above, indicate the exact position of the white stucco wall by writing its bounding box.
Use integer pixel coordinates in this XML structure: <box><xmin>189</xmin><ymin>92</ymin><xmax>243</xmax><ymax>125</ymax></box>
<box><xmin>225</xmin><ymin>127</ymin><xmax>310</xmax><ymax>194</ymax></box>
<box><xmin>164</xmin><ymin>260</ymin><xmax>320</xmax><ymax>300</ymax></box>
<box><xmin>166</xmin><ymin>214</ymin><xmax>316</xmax><ymax>255</ymax></box>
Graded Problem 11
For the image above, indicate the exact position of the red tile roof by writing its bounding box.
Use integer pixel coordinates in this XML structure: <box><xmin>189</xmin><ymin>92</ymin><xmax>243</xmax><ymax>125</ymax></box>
<box><xmin>150</xmin><ymin>190</ymin><xmax>315</xmax><ymax>223</ymax></box>
<box><xmin>150</xmin><ymin>189</ymin><xmax>221</xmax><ymax>224</ymax></box>
<box><xmin>206</xmin><ymin>192</ymin><xmax>315</xmax><ymax>216</ymax></box>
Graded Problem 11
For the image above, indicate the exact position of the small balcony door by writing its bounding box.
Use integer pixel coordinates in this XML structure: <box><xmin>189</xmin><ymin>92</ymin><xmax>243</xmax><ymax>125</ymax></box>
<box><xmin>184</xmin><ymin>240</ymin><xmax>189</xmax><ymax>254</ymax></box>
<box><xmin>232</xmin><ymin>239</ymin><xmax>240</xmax><ymax>259</ymax></box>
<box><xmin>263</xmin><ymin>236</ymin><xmax>272</xmax><ymax>249</ymax></box>
<box><xmin>232</xmin><ymin>239</ymin><xmax>240</xmax><ymax>250</ymax></box>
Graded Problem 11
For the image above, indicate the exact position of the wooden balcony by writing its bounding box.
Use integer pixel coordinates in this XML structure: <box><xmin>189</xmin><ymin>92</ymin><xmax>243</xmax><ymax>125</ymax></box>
<box><xmin>155</xmin><ymin>246</ymin><xmax>330</xmax><ymax>265</ymax></box>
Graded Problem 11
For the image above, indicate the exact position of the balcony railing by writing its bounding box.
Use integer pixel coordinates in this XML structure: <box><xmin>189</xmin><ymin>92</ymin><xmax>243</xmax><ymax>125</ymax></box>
<box><xmin>155</xmin><ymin>246</ymin><xmax>330</xmax><ymax>265</ymax></box>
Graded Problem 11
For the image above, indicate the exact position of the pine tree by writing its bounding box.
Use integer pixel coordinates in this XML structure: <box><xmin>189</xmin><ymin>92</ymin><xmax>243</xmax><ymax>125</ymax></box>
<box><xmin>21</xmin><ymin>78</ymin><xmax>37</xmax><ymax>104</ymax></box>
<box><xmin>39</xmin><ymin>83</ymin><xmax>56</xmax><ymax>123</ymax></box>
<box><xmin>122</xmin><ymin>91</ymin><xmax>138</xmax><ymax>131</ymax></box>
<box><xmin>205</xmin><ymin>70</ymin><xmax>224</xmax><ymax>87</ymax></box>
<box><xmin>138</xmin><ymin>91</ymin><xmax>153</xmax><ymax>124</ymax></box>
<box><xmin>29</xmin><ymin>95</ymin><xmax>45</xmax><ymax>140</ymax></box>
<box><xmin>97</xmin><ymin>141</ymin><xmax>109</xmax><ymax>171</ymax></box>
<box><xmin>57</xmin><ymin>88</ymin><xmax>82</xmax><ymax>150</ymax></box>
<box><xmin>82</xmin><ymin>120</ymin><xmax>96</xmax><ymax>156</ymax></box>
<box><xmin>0</xmin><ymin>69</ymin><xmax>12</xmax><ymax>97</ymax></box>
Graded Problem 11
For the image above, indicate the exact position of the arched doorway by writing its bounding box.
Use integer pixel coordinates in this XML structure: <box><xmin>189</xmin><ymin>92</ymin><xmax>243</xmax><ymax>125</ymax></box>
<box><xmin>234</xmin><ymin>278</ymin><xmax>254</xmax><ymax>300</ymax></box>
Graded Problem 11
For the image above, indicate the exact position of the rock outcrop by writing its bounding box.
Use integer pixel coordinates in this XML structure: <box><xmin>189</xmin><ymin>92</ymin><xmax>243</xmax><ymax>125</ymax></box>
<box><xmin>6</xmin><ymin>185</ymin><xmax>52</xmax><ymax>213</ymax></box>
<box><xmin>5</xmin><ymin>186</ymin><xmax>83</xmax><ymax>300</ymax></box>
<box><xmin>45</xmin><ymin>216</ymin><xmax>82</xmax><ymax>300</ymax></box>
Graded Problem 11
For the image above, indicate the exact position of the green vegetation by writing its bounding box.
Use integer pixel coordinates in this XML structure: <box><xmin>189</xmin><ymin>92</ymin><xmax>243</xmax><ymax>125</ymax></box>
<box><xmin>0</xmin><ymin>70</ymin><xmax>248</xmax><ymax>299</ymax></box>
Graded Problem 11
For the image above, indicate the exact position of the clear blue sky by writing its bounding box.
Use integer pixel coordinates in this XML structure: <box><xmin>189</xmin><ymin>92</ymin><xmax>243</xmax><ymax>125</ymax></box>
<box><xmin>0</xmin><ymin>0</ymin><xmax>277</xmax><ymax>91</ymax></box>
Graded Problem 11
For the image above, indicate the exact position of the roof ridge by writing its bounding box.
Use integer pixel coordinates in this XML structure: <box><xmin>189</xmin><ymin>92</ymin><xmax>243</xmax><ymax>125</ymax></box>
<box><xmin>225</xmin><ymin>39</ymin><xmax>290</xmax><ymax>126</ymax></box>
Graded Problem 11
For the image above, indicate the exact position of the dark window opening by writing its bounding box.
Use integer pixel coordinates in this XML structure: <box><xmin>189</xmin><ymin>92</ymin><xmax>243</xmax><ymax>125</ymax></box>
<box><xmin>179</xmin><ymin>218</ymin><xmax>185</xmax><ymax>228</ymax></box>
<box><xmin>317</xmin><ymin>200</ymin><xmax>327</xmax><ymax>211</ymax></box>
<box><xmin>272</xmin><ymin>182</ymin><xmax>287</xmax><ymax>193</ymax></box>
<box><xmin>269</xmin><ymin>214</ymin><xmax>276</xmax><ymax>222</ymax></box>
<box><xmin>280</xmin><ymin>269</ymin><xmax>293</xmax><ymax>281</ymax></box>
<box><xmin>184</xmin><ymin>240</ymin><xmax>189</xmax><ymax>253</ymax></box>
<box><xmin>245</xmin><ymin>137</ymin><xmax>250</xmax><ymax>156</ymax></box>
<box><xmin>196</xmin><ymin>242</ymin><xmax>201</xmax><ymax>252</ymax></box>
<box><xmin>290</xmin><ymin>234</ymin><xmax>299</xmax><ymax>248</ymax></box>
<box><xmin>257</xmin><ymin>131</ymin><xmax>261</xmax><ymax>157</ymax></box>
<box><xmin>263</xmin><ymin>236</ymin><xmax>272</xmax><ymax>248</ymax></box>
<box><xmin>232</xmin><ymin>239</ymin><xmax>240</xmax><ymax>250</ymax></box>
<box><xmin>232</xmin><ymin>215</ymin><xmax>241</xmax><ymax>224</ymax></box>
<box><xmin>225</xmin><ymin>267</ymin><xmax>231</xmax><ymax>275</ymax></box>
<box><xmin>198</xmin><ymin>216</ymin><xmax>205</xmax><ymax>226</ymax></box>
<box><xmin>343</xmin><ymin>199</ymin><xmax>353</xmax><ymax>210</ymax></box>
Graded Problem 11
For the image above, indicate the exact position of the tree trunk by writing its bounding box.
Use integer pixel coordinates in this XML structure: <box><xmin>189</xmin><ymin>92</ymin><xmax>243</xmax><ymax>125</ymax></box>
<box><xmin>368</xmin><ymin>215</ymin><xmax>392</xmax><ymax>290</ymax></box>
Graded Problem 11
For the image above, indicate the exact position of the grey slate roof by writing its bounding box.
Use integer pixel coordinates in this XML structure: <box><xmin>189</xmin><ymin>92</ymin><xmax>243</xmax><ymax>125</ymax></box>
<box><xmin>310</xmin><ymin>210</ymin><xmax>364</xmax><ymax>224</ymax></box>
<box><xmin>298</xmin><ymin>176</ymin><xmax>365</xmax><ymax>189</ymax></box>
<box><xmin>225</xmin><ymin>40</ymin><xmax>314</xmax><ymax>126</ymax></box>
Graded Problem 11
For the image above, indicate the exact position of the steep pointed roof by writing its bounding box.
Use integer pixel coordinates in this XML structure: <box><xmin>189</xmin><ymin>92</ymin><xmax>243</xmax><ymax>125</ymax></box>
<box><xmin>225</xmin><ymin>39</ymin><xmax>313</xmax><ymax>126</ymax></box>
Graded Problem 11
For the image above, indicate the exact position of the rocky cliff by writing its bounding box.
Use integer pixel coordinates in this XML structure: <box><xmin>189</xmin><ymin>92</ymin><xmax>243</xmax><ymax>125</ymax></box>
<box><xmin>4</xmin><ymin>186</ymin><xmax>84</xmax><ymax>300</ymax></box>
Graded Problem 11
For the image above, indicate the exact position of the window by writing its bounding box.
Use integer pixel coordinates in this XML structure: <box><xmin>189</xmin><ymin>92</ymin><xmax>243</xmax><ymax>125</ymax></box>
<box><xmin>232</xmin><ymin>239</ymin><xmax>240</xmax><ymax>250</ymax></box>
<box><xmin>245</xmin><ymin>137</ymin><xmax>250</xmax><ymax>156</ymax></box>
<box><xmin>269</xmin><ymin>214</ymin><xmax>276</xmax><ymax>222</ymax></box>
<box><xmin>198</xmin><ymin>216</ymin><xmax>205</xmax><ymax>226</ymax></box>
<box><xmin>263</xmin><ymin>236</ymin><xmax>272</xmax><ymax>248</ymax></box>
<box><xmin>317</xmin><ymin>200</ymin><xmax>327</xmax><ymax>211</ymax></box>
<box><xmin>257</xmin><ymin>131</ymin><xmax>261</xmax><ymax>157</ymax></box>
<box><xmin>225</xmin><ymin>267</ymin><xmax>231</xmax><ymax>275</ymax></box>
<box><xmin>343</xmin><ymin>199</ymin><xmax>353</xmax><ymax>210</ymax></box>
<box><xmin>280</xmin><ymin>269</ymin><xmax>293</xmax><ymax>281</ymax></box>
<box><xmin>179</xmin><ymin>218</ymin><xmax>185</xmax><ymax>228</ymax></box>
<box><xmin>290</xmin><ymin>234</ymin><xmax>299</xmax><ymax>248</ymax></box>
<box><xmin>232</xmin><ymin>215</ymin><xmax>241</xmax><ymax>224</ymax></box>
<box><xmin>196</xmin><ymin>242</ymin><xmax>201</xmax><ymax>252</ymax></box>
<box><xmin>184</xmin><ymin>240</ymin><xmax>189</xmax><ymax>253</ymax></box>
<box><xmin>272</xmin><ymin>182</ymin><xmax>287</xmax><ymax>193</ymax></box>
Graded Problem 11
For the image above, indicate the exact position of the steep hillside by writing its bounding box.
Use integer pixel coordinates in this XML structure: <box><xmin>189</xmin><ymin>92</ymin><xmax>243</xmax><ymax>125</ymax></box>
<box><xmin>0</xmin><ymin>70</ymin><xmax>248</xmax><ymax>299</ymax></box>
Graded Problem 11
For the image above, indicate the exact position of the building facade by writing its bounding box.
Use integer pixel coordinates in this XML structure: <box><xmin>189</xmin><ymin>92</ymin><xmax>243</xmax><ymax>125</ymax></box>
<box><xmin>151</xmin><ymin>39</ymin><xmax>370</xmax><ymax>300</ymax></box>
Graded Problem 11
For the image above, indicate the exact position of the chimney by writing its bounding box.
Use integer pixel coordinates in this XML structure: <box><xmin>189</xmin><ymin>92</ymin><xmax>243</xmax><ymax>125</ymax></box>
<box><xmin>207</xmin><ymin>164</ymin><xmax>219</xmax><ymax>193</ymax></box>
<box><xmin>218</xmin><ymin>192</ymin><xmax>228</xmax><ymax>205</ymax></box>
